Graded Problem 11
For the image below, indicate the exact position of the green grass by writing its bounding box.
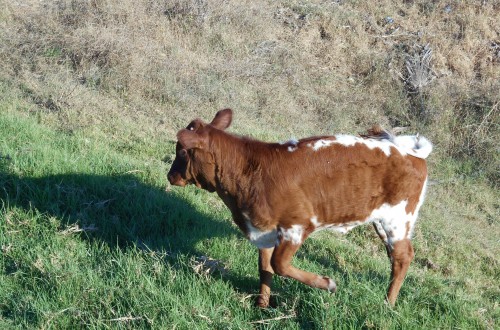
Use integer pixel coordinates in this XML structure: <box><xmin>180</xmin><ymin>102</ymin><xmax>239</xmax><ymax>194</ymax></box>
<box><xmin>0</xmin><ymin>85</ymin><xmax>498</xmax><ymax>329</ymax></box>
<box><xmin>0</xmin><ymin>1</ymin><xmax>498</xmax><ymax>328</ymax></box>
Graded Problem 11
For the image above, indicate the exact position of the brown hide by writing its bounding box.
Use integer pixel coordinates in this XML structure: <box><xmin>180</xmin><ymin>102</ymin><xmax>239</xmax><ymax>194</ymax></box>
<box><xmin>172</xmin><ymin>128</ymin><xmax>427</xmax><ymax>234</ymax></box>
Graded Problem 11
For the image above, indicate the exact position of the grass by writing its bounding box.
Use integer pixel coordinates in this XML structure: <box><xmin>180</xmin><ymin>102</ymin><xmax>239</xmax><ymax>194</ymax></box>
<box><xmin>0</xmin><ymin>82</ymin><xmax>498</xmax><ymax>329</ymax></box>
<box><xmin>0</xmin><ymin>0</ymin><xmax>499</xmax><ymax>328</ymax></box>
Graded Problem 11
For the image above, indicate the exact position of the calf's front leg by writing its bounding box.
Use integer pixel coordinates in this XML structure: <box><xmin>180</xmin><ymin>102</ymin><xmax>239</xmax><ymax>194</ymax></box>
<box><xmin>257</xmin><ymin>247</ymin><xmax>275</xmax><ymax>308</ymax></box>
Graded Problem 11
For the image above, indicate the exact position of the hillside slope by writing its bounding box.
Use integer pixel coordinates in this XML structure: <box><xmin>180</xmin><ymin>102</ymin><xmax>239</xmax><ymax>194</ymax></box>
<box><xmin>0</xmin><ymin>0</ymin><xmax>498</xmax><ymax>328</ymax></box>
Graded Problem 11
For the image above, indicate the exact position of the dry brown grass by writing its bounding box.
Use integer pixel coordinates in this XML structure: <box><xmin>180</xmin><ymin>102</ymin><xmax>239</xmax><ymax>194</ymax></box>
<box><xmin>0</xmin><ymin>0</ymin><xmax>498</xmax><ymax>181</ymax></box>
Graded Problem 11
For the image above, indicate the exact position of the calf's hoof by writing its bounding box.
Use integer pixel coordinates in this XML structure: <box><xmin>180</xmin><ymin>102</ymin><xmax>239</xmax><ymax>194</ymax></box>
<box><xmin>325</xmin><ymin>277</ymin><xmax>337</xmax><ymax>293</ymax></box>
<box><xmin>255</xmin><ymin>296</ymin><xmax>270</xmax><ymax>308</ymax></box>
<box><xmin>385</xmin><ymin>296</ymin><xmax>396</xmax><ymax>308</ymax></box>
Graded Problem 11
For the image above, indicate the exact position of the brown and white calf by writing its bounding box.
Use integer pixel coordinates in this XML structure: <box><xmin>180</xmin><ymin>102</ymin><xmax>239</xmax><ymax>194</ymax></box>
<box><xmin>167</xmin><ymin>109</ymin><xmax>432</xmax><ymax>307</ymax></box>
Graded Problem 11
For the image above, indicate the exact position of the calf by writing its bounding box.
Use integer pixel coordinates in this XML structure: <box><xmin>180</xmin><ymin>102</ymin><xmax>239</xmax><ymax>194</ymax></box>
<box><xmin>167</xmin><ymin>109</ymin><xmax>432</xmax><ymax>307</ymax></box>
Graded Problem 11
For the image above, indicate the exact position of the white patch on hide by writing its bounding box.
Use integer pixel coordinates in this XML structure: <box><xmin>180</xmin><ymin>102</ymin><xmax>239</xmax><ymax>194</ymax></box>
<box><xmin>280</xmin><ymin>138</ymin><xmax>299</xmax><ymax>152</ymax></box>
<box><xmin>308</xmin><ymin>135</ymin><xmax>394</xmax><ymax>156</ymax></box>
<box><xmin>246</xmin><ymin>222</ymin><xmax>278</xmax><ymax>249</ymax></box>
<box><xmin>405</xmin><ymin>178</ymin><xmax>428</xmax><ymax>237</ymax></box>
<box><xmin>366</xmin><ymin>200</ymin><xmax>415</xmax><ymax>246</ymax></box>
<box><xmin>334</xmin><ymin>135</ymin><xmax>393</xmax><ymax>156</ymax></box>
<box><xmin>310</xmin><ymin>139</ymin><xmax>335</xmax><ymax>151</ymax></box>
<box><xmin>280</xmin><ymin>225</ymin><xmax>304</xmax><ymax>245</ymax></box>
<box><xmin>394</xmin><ymin>135</ymin><xmax>433</xmax><ymax>159</ymax></box>
<box><xmin>327</xmin><ymin>278</ymin><xmax>337</xmax><ymax>292</ymax></box>
<box><xmin>305</xmin><ymin>132</ymin><xmax>432</xmax><ymax>159</ymax></box>
<box><xmin>310</xmin><ymin>216</ymin><xmax>321</xmax><ymax>228</ymax></box>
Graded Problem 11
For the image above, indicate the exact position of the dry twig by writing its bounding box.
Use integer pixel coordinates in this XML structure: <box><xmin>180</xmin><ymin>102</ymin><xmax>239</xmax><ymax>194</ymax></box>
<box><xmin>250</xmin><ymin>312</ymin><xmax>297</xmax><ymax>324</ymax></box>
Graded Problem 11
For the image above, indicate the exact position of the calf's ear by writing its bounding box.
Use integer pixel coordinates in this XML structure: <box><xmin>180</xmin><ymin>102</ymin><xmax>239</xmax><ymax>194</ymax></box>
<box><xmin>210</xmin><ymin>108</ymin><xmax>232</xmax><ymax>130</ymax></box>
<box><xmin>177</xmin><ymin>129</ymin><xmax>207</xmax><ymax>150</ymax></box>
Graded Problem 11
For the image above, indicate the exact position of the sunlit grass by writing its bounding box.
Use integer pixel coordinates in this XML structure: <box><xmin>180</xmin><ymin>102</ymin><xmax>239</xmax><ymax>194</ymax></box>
<box><xmin>1</xmin><ymin>84</ymin><xmax>498</xmax><ymax>329</ymax></box>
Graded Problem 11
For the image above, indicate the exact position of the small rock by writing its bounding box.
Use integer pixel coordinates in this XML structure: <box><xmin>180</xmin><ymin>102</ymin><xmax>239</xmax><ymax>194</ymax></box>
<box><xmin>425</xmin><ymin>258</ymin><xmax>439</xmax><ymax>270</ymax></box>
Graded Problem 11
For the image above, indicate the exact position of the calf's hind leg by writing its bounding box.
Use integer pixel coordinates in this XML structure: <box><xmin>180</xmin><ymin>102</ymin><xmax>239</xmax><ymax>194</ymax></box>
<box><xmin>271</xmin><ymin>231</ymin><xmax>336</xmax><ymax>293</ymax></box>
<box><xmin>379</xmin><ymin>203</ymin><xmax>419</xmax><ymax>306</ymax></box>
<box><xmin>386</xmin><ymin>239</ymin><xmax>414</xmax><ymax>306</ymax></box>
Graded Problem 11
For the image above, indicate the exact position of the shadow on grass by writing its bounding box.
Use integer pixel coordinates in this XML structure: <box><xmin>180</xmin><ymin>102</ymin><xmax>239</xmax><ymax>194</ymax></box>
<box><xmin>0</xmin><ymin>171</ymin><xmax>238</xmax><ymax>252</ymax></box>
<box><xmin>0</xmin><ymin>170</ymin><xmax>262</xmax><ymax>291</ymax></box>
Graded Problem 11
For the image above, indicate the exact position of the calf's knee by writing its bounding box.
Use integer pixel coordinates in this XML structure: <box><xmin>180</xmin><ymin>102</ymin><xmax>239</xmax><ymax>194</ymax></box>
<box><xmin>271</xmin><ymin>258</ymin><xmax>290</xmax><ymax>277</ymax></box>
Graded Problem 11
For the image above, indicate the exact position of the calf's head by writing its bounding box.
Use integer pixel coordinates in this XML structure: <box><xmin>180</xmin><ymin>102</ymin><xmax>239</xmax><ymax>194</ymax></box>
<box><xmin>167</xmin><ymin>109</ymin><xmax>233</xmax><ymax>192</ymax></box>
